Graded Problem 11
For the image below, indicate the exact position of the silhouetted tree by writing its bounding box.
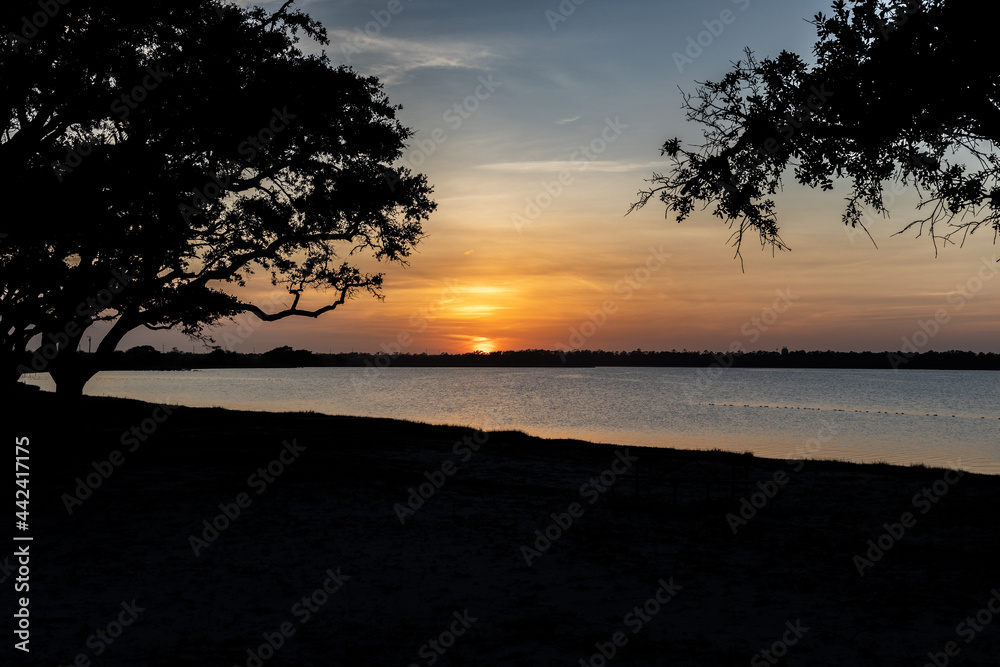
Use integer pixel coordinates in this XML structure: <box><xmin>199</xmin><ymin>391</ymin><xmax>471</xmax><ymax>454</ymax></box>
<box><xmin>630</xmin><ymin>0</ymin><xmax>1000</xmax><ymax>266</ymax></box>
<box><xmin>260</xmin><ymin>345</ymin><xmax>313</xmax><ymax>367</ymax></box>
<box><xmin>2</xmin><ymin>0</ymin><xmax>435</xmax><ymax>396</ymax></box>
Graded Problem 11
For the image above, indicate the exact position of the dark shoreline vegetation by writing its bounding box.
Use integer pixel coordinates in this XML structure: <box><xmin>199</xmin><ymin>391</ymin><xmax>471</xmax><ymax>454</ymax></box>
<box><xmin>16</xmin><ymin>388</ymin><xmax>1000</xmax><ymax>664</ymax></box>
<box><xmin>43</xmin><ymin>346</ymin><xmax>1000</xmax><ymax>371</ymax></box>
<box><xmin>7</xmin><ymin>0</ymin><xmax>1000</xmax><ymax>662</ymax></box>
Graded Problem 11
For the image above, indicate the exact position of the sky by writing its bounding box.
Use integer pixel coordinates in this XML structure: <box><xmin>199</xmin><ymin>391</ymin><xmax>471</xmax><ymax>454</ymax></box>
<box><xmin>119</xmin><ymin>0</ymin><xmax>1000</xmax><ymax>355</ymax></box>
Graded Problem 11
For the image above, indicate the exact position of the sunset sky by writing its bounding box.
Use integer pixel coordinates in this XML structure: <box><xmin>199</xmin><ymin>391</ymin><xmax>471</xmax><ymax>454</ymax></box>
<box><xmin>121</xmin><ymin>0</ymin><xmax>1000</xmax><ymax>355</ymax></box>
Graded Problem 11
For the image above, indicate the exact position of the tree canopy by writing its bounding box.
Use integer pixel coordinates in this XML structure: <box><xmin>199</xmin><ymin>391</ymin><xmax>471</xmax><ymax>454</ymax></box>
<box><xmin>2</xmin><ymin>0</ymin><xmax>435</xmax><ymax>395</ymax></box>
<box><xmin>630</xmin><ymin>0</ymin><xmax>1000</xmax><ymax>265</ymax></box>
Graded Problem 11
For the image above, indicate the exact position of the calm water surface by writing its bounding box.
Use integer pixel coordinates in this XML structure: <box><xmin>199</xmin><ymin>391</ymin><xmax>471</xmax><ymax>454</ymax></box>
<box><xmin>24</xmin><ymin>367</ymin><xmax>1000</xmax><ymax>473</ymax></box>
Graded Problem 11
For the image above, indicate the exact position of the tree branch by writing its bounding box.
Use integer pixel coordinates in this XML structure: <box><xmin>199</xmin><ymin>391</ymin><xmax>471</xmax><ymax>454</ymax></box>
<box><xmin>241</xmin><ymin>287</ymin><xmax>350</xmax><ymax>321</ymax></box>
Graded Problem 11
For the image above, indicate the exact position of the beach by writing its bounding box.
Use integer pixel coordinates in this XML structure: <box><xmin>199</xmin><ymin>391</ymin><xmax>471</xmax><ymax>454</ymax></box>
<box><xmin>13</xmin><ymin>388</ymin><xmax>1000</xmax><ymax>665</ymax></box>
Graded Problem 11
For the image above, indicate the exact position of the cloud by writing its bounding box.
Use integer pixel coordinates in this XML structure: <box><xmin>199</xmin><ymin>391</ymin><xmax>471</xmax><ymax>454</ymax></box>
<box><xmin>555</xmin><ymin>116</ymin><xmax>581</xmax><ymax>125</ymax></box>
<box><xmin>475</xmin><ymin>160</ymin><xmax>663</xmax><ymax>173</ymax></box>
<box><xmin>326</xmin><ymin>30</ymin><xmax>500</xmax><ymax>83</ymax></box>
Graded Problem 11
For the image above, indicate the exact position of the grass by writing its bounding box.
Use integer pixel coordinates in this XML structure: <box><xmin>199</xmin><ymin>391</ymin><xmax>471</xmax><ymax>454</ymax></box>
<box><xmin>13</xmin><ymin>389</ymin><xmax>1000</xmax><ymax>665</ymax></box>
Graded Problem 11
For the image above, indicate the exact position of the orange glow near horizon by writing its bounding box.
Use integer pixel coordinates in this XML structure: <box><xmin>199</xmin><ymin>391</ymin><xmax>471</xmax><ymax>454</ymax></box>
<box><xmin>470</xmin><ymin>337</ymin><xmax>497</xmax><ymax>353</ymax></box>
<box><xmin>109</xmin><ymin>171</ymin><xmax>1000</xmax><ymax>357</ymax></box>
<box><xmin>66</xmin><ymin>0</ymin><xmax>1000</xmax><ymax>360</ymax></box>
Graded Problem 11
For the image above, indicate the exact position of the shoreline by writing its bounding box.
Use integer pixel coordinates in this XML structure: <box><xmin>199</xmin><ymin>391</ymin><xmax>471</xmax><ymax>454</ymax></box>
<box><xmin>20</xmin><ymin>345</ymin><xmax>1000</xmax><ymax>371</ymax></box>
<box><xmin>18</xmin><ymin>380</ymin><xmax>1000</xmax><ymax>476</ymax></box>
<box><xmin>11</xmin><ymin>391</ymin><xmax>1000</xmax><ymax>664</ymax></box>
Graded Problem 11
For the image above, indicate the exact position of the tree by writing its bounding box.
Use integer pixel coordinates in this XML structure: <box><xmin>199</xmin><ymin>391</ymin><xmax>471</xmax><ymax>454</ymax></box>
<box><xmin>1</xmin><ymin>0</ymin><xmax>435</xmax><ymax>396</ymax></box>
<box><xmin>630</xmin><ymin>0</ymin><xmax>1000</xmax><ymax>267</ymax></box>
<box><xmin>125</xmin><ymin>346</ymin><xmax>159</xmax><ymax>356</ymax></box>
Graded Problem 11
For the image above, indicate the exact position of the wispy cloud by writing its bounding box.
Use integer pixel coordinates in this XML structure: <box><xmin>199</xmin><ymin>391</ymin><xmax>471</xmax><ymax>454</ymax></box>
<box><xmin>555</xmin><ymin>116</ymin><xmax>581</xmax><ymax>125</ymax></box>
<box><xmin>326</xmin><ymin>30</ymin><xmax>500</xmax><ymax>83</ymax></box>
<box><xmin>476</xmin><ymin>160</ymin><xmax>663</xmax><ymax>173</ymax></box>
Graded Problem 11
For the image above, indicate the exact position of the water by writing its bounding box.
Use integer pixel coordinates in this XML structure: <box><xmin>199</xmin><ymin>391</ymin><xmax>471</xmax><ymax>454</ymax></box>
<box><xmin>22</xmin><ymin>367</ymin><xmax>1000</xmax><ymax>474</ymax></box>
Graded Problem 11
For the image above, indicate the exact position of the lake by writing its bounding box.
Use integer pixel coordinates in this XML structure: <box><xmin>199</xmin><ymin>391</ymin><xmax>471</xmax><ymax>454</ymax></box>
<box><xmin>23</xmin><ymin>366</ymin><xmax>1000</xmax><ymax>474</ymax></box>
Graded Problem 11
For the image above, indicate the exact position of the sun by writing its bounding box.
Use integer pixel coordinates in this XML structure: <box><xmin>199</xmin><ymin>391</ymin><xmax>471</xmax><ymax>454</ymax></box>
<box><xmin>471</xmin><ymin>337</ymin><xmax>496</xmax><ymax>353</ymax></box>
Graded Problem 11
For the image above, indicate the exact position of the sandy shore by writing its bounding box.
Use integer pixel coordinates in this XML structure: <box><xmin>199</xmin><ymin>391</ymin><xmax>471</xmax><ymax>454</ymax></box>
<box><xmin>10</xmin><ymin>389</ymin><xmax>1000</xmax><ymax>665</ymax></box>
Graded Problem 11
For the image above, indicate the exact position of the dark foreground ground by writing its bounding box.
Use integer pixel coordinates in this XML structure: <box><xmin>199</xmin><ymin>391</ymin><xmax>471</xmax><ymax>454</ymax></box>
<box><xmin>5</xmin><ymin>389</ymin><xmax>1000</xmax><ymax>665</ymax></box>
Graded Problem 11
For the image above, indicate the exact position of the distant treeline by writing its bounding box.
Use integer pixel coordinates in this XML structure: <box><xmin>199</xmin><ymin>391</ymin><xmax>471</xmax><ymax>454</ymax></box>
<box><xmin>48</xmin><ymin>345</ymin><xmax>1000</xmax><ymax>371</ymax></box>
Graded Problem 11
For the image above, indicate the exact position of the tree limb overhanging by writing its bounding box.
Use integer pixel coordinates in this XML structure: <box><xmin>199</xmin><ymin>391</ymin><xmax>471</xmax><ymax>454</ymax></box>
<box><xmin>0</xmin><ymin>0</ymin><xmax>436</xmax><ymax>395</ymax></box>
<box><xmin>630</xmin><ymin>0</ymin><xmax>1000</xmax><ymax>263</ymax></box>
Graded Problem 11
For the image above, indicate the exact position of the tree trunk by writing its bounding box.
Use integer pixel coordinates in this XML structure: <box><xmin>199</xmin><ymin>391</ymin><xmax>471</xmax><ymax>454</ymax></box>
<box><xmin>49</xmin><ymin>354</ymin><xmax>99</xmax><ymax>400</ymax></box>
<box><xmin>51</xmin><ymin>368</ymin><xmax>97</xmax><ymax>399</ymax></box>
